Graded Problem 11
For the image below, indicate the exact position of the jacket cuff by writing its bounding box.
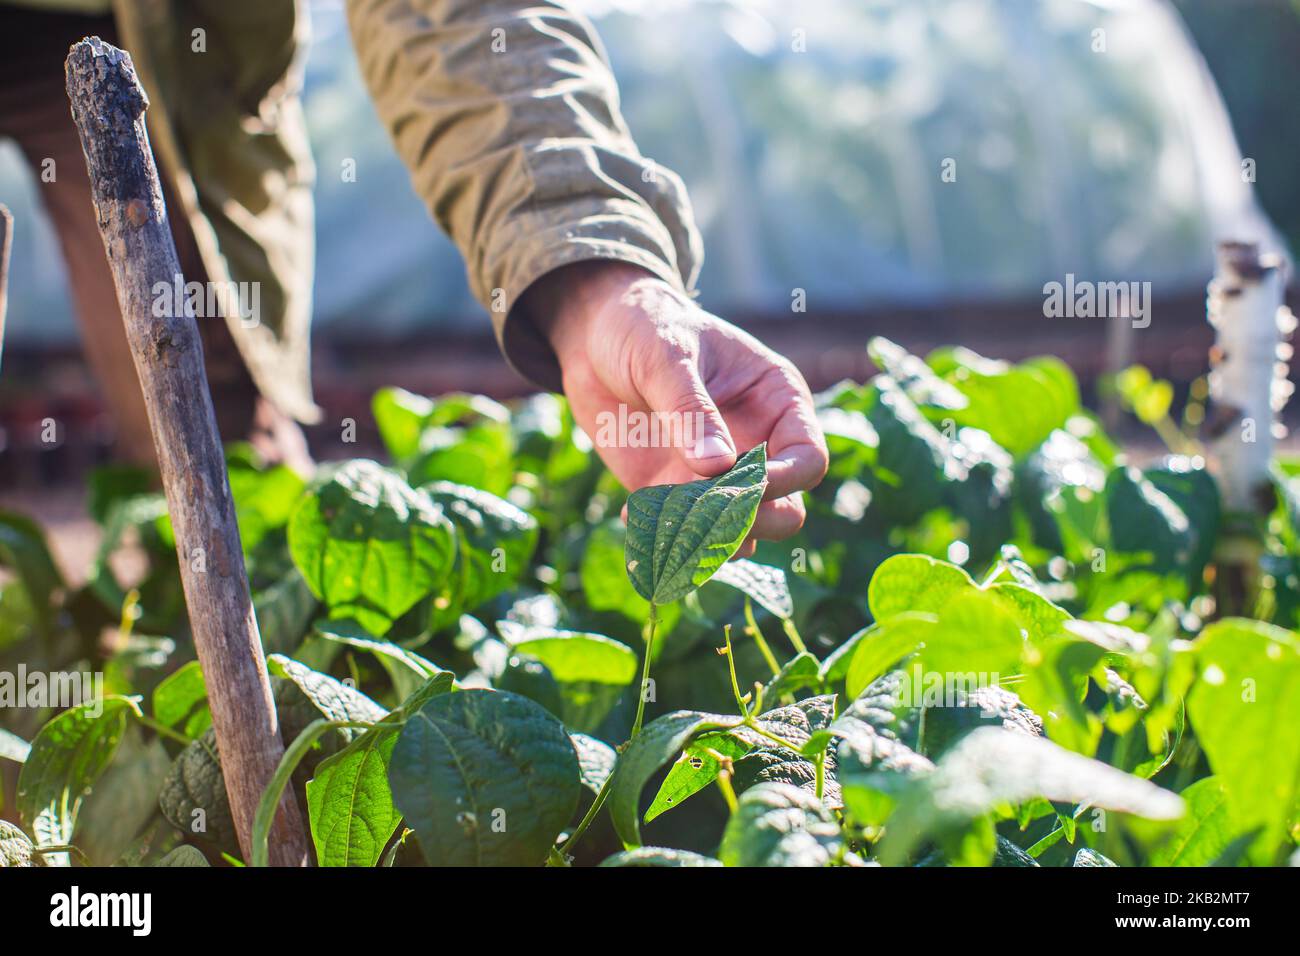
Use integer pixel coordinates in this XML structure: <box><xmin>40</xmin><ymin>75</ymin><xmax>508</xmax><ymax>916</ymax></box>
<box><xmin>490</xmin><ymin>210</ymin><xmax>697</xmax><ymax>395</ymax></box>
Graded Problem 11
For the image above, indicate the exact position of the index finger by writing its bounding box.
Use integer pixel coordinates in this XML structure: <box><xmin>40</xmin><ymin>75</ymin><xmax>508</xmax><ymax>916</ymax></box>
<box><xmin>756</xmin><ymin>364</ymin><xmax>828</xmax><ymax>500</ymax></box>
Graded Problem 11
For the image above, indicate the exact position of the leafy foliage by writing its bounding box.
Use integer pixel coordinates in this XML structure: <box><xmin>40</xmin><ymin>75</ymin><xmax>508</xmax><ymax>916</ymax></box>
<box><xmin>5</xmin><ymin>337</ymin><xmax>1300</xmax><ymax>868</ymax></box>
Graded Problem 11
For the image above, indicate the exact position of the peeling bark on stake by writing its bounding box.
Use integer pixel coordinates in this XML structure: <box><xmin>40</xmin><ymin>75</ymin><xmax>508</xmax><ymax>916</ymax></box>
<box><xmin>1207</xmin><ymin>240</ymin><xmax>1295</xmax><ymax>616</ymax></box>
<box><xmin>65</xmin><ymin>37</ymin><xmax>309</xmax><ymax>866</ymax></box>
<box><xmin>1207</xmin><ymin>240</ymin><xmax>1293</xmax><ymax>512</ymax></box>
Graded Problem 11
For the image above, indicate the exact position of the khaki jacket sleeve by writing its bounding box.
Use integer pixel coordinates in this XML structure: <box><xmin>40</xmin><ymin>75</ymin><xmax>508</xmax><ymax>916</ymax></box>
<box><xmin>346</xmin><ymin>0</ymin><xmax>703</xmax><ymax>391</ymax></box>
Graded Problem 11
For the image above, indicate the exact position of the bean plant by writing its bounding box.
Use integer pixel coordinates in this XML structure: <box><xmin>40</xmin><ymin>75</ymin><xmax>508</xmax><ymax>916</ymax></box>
<box><xmin>2</xmin><ymin>337</ymin><xmax>1298</xmax><ymax>868</ymax></box>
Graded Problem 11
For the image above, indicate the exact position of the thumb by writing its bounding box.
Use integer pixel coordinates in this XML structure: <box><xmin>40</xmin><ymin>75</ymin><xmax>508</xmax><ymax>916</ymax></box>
<box><xmin>643</xmin><ymin>359</ymin><xmax>736</xmax><ymax>475</ymax></box>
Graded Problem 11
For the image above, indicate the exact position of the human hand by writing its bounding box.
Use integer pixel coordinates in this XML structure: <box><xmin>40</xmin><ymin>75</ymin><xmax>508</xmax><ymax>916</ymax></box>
<box><xmin>525</xmin><ymin>261</ymin><xmax>828</xmax><ymax>556</ymax></box>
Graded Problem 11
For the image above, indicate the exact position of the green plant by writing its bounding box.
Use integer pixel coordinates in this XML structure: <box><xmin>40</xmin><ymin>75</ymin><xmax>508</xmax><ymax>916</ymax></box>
<box><xmin>3</xmin><ymin>341</ymin><xmax>1300</xmax><ymax>868</ymax></box>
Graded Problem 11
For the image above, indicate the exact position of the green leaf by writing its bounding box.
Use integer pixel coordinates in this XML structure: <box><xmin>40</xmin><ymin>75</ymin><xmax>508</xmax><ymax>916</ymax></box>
<box><xmin>389</xmin><ymin>689</ymin><xmax>579</xmax><ymax>866</ymax></box>
<box><xmin>253</xmin><ymin>568</ymin><xmax>319</xmax><ymax>655</ymax></box>
<box><xmin>645</xmin><ymin>732</ymin><xmax>750</xmax><ymax>824</ymax></box>
<box><xmin>307</xmin><ymin>668</ymin><xmax>459</xmax><ymax>866</ymax></box>
<box><xmin>158</xmin><ymin>728</ymin><xmax>239</xmax><ymax>856</ymax></box>
<box><xmin>307</xmin><ymin>725</ymin><xmax>402</xmax><ymax>867</ymax></box>
<box><xmin>625</xmin><ymin>444</ymin><xmax>768</xmax><ymax>604</ymax></box>
<box><xmin>1148</xmin><ymin>777</ymin><xmax>1234</xmax><ymax>867</ymax></box>
<box><xmin>581</xmin><ymin>519</ymin><xmax>651</xmax><ymax>621</ymax></box>
<box><xmin>1188</xmin><ymin>618</ymin><xmax>1300</xmax><ymax>863</ymax></box>
<box><xmin>17</xmin><ymin>697</ymin><xmax>136</xmax><ymax>860</ymax></box>
<box><xmin>868</xmin><ymin>337</ymin><xmax>968</xmax><ymax>411</ymax></box>
<box><xmin>571</xmin><ymin>732</ymin><xmax>617</xmax><ymax>795</ymax></box>
<box><xmin>0</xmin><ymin>820</ymin><xmax>40</xmax><ymax>868</ymax></box>
<box><xmin>372</xmin><ymin>387</ymin><xmax>436</xmax><ymax>461</ymax></box>
<box><xmin>868</xmin><ymin>554</ymin><xmax>975</xmax><ymax>622</ymax></box>
<box><xmin>915</xmin><ymin>589</ymin><xmax>1025</xmax><ymax>680</ymax></box>
<box><xmin>599</xmin><ymin>847</ymin><xmax>723</xmax><ymax>867</ymax></box>
<box><xmin>718</xmin><ymin>782</ymin><xmax>845</xmax><ymax>867</ymax></box>
<box><xmin>843</xmin><ymin>615</ymin><xmax>932</xmax><ymax>701</ymax></box>
<box><xmin>930</xmin><ymin>348</ymin><xmax>1079</xmax><ymax>456</ymax></box>
<box><xmin>879</xmin><ymin>728</ymin><xmax>1183</xmax><ymax>865</ymax></box>
<box><xmin>157</xmin><ymin>845</ymin><xmax>210</xmax><ymax>867</ymax></box>
<box><xmin>152</xmin><ymin>661</ymin><xmax>210</xmax><ymax>741</ymax></box>
<box><xmin>409</xmin><ymin>422</ymin><xmax>515</xmax><ymax>497</ymax></box>
<box><xmin>227</xmin><ymin>459</ymin><xmax>305</xmax><ymax>552</ymax></box>
<box><xmin>1072</xmin><ymin>848</ymin><xmax>1118</xmax><ymax>867</ymax></box>
<box><xmin>1017</xmin><ymin>635</ymin><xmax>1107</xmax><ymax>755</ymax></box>
<box><xmin>0</xmin><ymin>510</ymin><xmax>64</xmax><ymax>628</ymax></box>
<box><xmin>986</xmin><ymin>582</ymin><xmax>1071</xmax><ymax>644</ymax></box>
<box><xmin>609</xmin><ymin>710</ymin><xmax>743</xmax><ymax>847</ymax></box>
<box><xmin>312</xmin><ymin>618</ymin><xmax>448</xmax><ymax>701</ymax></box>
<box><xmin>423</xmin><ymin>480</ymin><xmax>538</xmax><ymax>629</ymax></box>
<box><xmin>762</xmin><ymin>652</ymin><xmax>822</xmax><ymax>703</ymax></box>
<box><xmin>508</xmin><ymin>631</ymin><xmax>638</xmax><ymax>733</ymax></box>
<box><xmin>268</xmin><ymin>654</ymin><xmax>387</xmax><ymax>739</ymax></box>
<box><xmin>708</xmin><ymin>559</ymin><xmax>793</xmax><ymax>619</ymax></box>
<box><xmin>288</xmin><ymin>460</ymin><xmax>456</xmax><ymax>634</ymax></box>
<box><xmin>75</xmin><ymin>730</ymin><xmax>170</xmax><ymax>865</ymax></box>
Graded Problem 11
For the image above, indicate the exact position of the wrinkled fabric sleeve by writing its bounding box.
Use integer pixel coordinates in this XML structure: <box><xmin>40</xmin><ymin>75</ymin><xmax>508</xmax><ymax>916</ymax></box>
<box><xmin>346</xmin><ymin>0</ymin><xmax>704</xmax><ymax>391</ymax></box>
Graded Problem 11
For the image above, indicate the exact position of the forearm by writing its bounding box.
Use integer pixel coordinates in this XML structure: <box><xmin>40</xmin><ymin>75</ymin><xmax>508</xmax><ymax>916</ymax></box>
<box><xmin>345</xmin><ymin>0</ymin><xmax>703</xmax><ymax>389</ymax></box>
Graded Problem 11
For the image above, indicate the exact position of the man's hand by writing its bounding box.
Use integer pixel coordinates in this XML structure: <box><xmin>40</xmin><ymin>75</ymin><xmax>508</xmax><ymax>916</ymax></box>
<box><xmin>526</xmin><ymin>261</ymin><xmax>829</xmax><ymax>557</ymax></box>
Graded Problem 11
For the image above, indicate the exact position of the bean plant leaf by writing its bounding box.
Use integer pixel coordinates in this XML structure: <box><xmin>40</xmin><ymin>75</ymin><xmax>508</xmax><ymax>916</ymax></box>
<box><xmin>423</xmin><ymin>480</ymin><xmax>539</xmax><ymax>629</ymax></box>
<box><xmin>288</xmin><ymin>459</ymin><xmax>456</xmax><ymax>634</ymax></box>
<box><xmin>508</xmin><ymin>631</ymin><xmax>638</xmax><ymax>733</ymax></box>
<box><xmin>868</xmin><ymin>553</ymin><xmax>975</xmax><ymax>621</ymax></box>
<box><xmin>152</xmin><ymin>661</ymin><xmax>211</xmax><ymax>741</ymax></box>
<box><xmin>307</xmin><ymin>727</ymin><xmax>401</xmax><ymax>868</ymax></box>
<box><xmin>1</xmin><ymin>820</ymin><xmax>40</xmax><ymax>868</ymax></box>
<box><xmin>646</xmin><ymin>732</ymin><xmax>751</xmax><ymax>825</ymax></box>
<box><xmin>1147</xmin><ymin>776</ymin><xmax>1234</xmax><ymax>867</ymax></box>
<box><xmin>158</xmin><ymin>728</ymin><xmax>239</xmax><ymax>856</ymax></box>
<box><xmin>389</xmin><ymin>689</ymin><xmax>579</xmax><ymax>866</ymax></box>
<box><xmin>1188</xmin><ymin>618</ymin><xmax>1300</xmax><ymax>863</ymax></box>
<box><xmin>308</xmin><ymin>665</ymin><xmax>461</xmax><ymax>867</ymax></box>
<box><xmin>157</xmin><ymin>845</ymin><xmax>210</xmax><ymax>867</ymax></box>
<box><xmin>268</xmin><ymin>654</ymin><xmax>387</xmax><ymax>740</ymax></box>
<box><xmin>718</xmin><ymin>782</ymin><xmax>845</xmax><ymax>867</ymax></box>
<box><xmin>879</xmin><ymin>727</ymin><xmax>1183</xmax><ymax>865</ymax></box>
<box><xmin>17</xmin><ymin>697</ymin><xmax>136</xmax><ymax>860</ymax></box>
<box><xmin>609</xmin><ymin>710</ymin><xmax>743</xmax><ymax>847</ymax></box>
<box><xmin>571</xmin><ymin>732</ymin><xmax>617</xmax><ymax>795</ymax></box>
<box><xmin>313</xmin><ymin>618</ymin><xmax>449</xmax><ymax>701</ymax></box>
<box><xmin>709</xmin><ymin>559</ymin><xmax>794</xmax><ymax>619</ymax></box>
<box><xmin>625</xmin><ymin>445</ymin><xmax>768</xmax><ymax>605</ymax></box>
<box><xmin>844</xmin><ymin>615</ymin><xmax>934</xmax><ymax>700</ymax></box>
<box><xmin>599</xmin><ymin>847</ymin><xmax>723</xmax><ymax>867</ymax></box>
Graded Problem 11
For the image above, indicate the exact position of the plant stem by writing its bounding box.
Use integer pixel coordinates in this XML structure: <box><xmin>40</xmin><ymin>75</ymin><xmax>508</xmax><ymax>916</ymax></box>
<box><xmin>251</xmin><ymin>718</ymin><xmax>375</xmax><ymax>867</ymax></box>
<box><xmin>630</xmin><ymin>602</ymin><xmax>658</xmax><ymax>739</ymax></box>
<box><xmin>744</xmin><ymin>720</ymin><xmax>806</xmax><ymax>756</ymax></box>
<box><xmin>781</xmin><ymin>617</ymin><xmax>810</xmax><ymax>657</ymax></box>
<box><xmin>743</xmin><ymin>597</ymin><xmax>782</xmax><ymax>676</ymax></box>
<box><xmin>559</xmin><ymin>773</ymin><xmax>612</xmax><ymax>858</ymax></box>
<box><xmin>716</xmin><ymin>771</ymin><xmax>738</xmax><ymax>813</ymax></box>
<box><xmin>722</xmin><ymin>625</ymin><xmax>750</xmax><ymax>717</ymax></box>
<box><xmin>814</xmin><ymin>750</ymin><xmax>826</xmax><ymax>800</ymax></box>
<box><xmin>134</xmin><ymin>712</ymin><xmax>207</xmax><ymax>751</ymax></box>
<box><xmin>560</xmin><ymin>602</ymin><xmax>662</xmax><ymax>860</ymax></box>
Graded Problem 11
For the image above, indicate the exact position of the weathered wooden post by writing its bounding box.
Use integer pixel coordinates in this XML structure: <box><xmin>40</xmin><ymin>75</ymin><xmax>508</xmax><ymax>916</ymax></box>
<box><xmin>65</xmin><ymin>37</ymin><xmax>309</xmax><ymax>866</ymax></box>
<box><xmin>1207</xmin><ymin>240</ymin><xmax>1294</xmax><ymax>615</ymax></box>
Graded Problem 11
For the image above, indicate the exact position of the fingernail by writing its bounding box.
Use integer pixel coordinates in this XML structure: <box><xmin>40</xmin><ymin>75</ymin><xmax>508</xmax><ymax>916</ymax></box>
<box><xmin>693</xmin><ymin>433</ymin><xmax>733</xmax><ymax>460</ymax></box>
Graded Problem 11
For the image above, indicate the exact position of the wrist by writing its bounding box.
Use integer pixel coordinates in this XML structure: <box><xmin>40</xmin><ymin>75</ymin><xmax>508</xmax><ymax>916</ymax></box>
<box><xmin>527</xmin><ymin>260</ymin><xmax>665</xmax><ymax>363</ymax></box>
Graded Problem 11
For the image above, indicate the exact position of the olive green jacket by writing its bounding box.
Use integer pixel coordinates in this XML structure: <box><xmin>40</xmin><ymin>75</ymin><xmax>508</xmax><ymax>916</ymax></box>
<box><xmin>106</xmin><ymin>0</ymin><xmax>701</xmax><ymax>419</ymax></box>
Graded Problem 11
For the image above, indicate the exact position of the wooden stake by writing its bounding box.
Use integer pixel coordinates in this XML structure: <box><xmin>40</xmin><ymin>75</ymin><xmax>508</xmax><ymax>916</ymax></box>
<box><xmin>65</xmin><ymin>37</ymin><xmax>309</xmax><ymax>866</ymax></box>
